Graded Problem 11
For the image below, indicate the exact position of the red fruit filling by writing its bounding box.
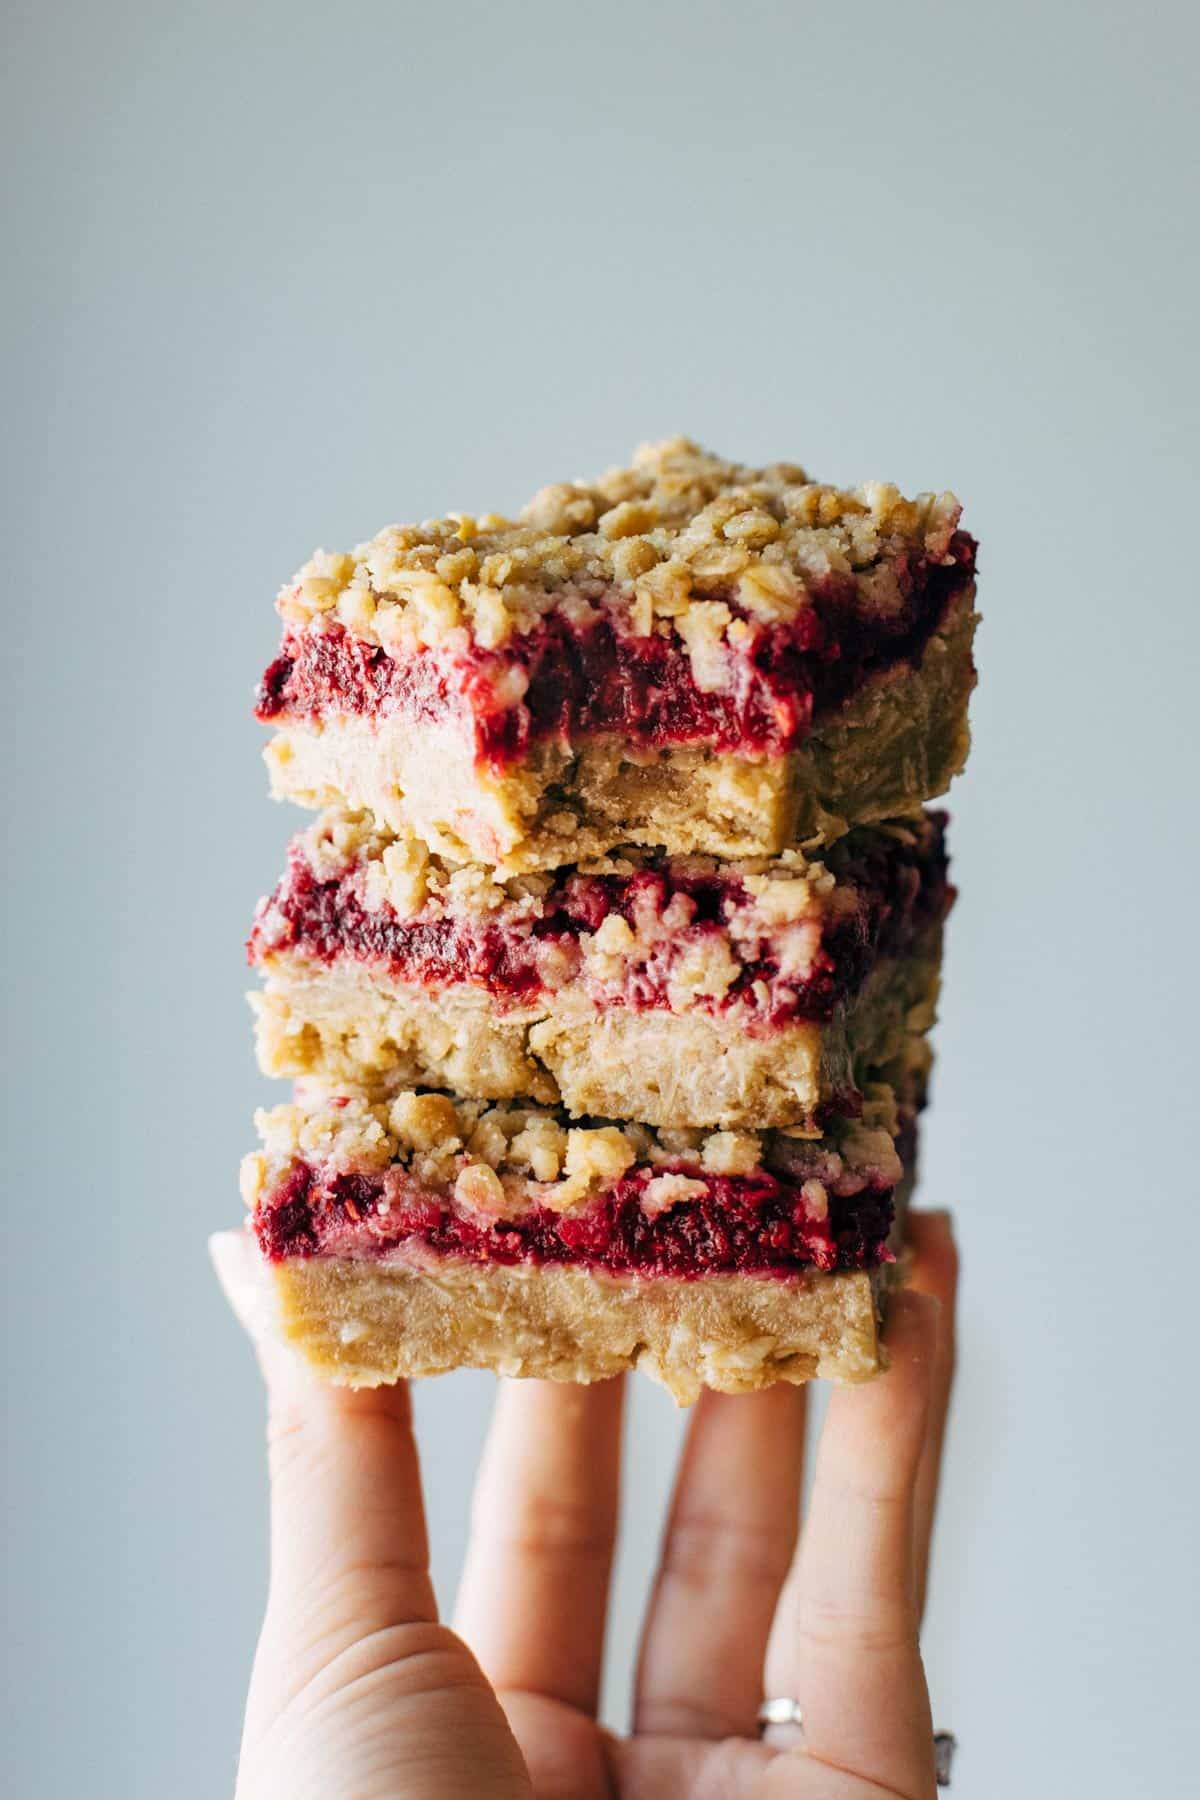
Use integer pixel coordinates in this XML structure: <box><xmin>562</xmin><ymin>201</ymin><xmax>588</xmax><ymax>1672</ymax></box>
<box><xmin>255</xmin><ymin>537</ymin><xmax>976</xmax><ymax>767</ymax></box>
<box><xmin>253</xmin><ymin>1162</ymin><xmax>896</xmax><ymax>1278</ymax></box>
<box><xmin>248</xmin><ymin>815</ymin><xmax>950</xmax><ymax>1027</ymax></box>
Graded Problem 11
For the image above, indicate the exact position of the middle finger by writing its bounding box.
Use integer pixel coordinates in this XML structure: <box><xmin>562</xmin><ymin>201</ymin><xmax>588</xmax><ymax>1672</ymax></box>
<box><xmin>454</xmin><ymin>1374</ymin><xmax>625</xmax><ymax>1717</ymax></box>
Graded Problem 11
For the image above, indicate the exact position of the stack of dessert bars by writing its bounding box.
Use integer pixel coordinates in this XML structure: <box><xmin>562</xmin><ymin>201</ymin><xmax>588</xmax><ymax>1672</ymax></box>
<box><xmin>238</xmin><ymin>439</ymin><xmax>977</xmax><ymax>1403</ymax></box>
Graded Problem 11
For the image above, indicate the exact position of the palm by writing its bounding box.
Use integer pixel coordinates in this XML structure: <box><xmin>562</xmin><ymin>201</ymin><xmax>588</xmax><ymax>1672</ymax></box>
<box><xmin>499</xmin><ymin>1692</ymin><xmax>920</xmax><ymax>1797</ymax></box>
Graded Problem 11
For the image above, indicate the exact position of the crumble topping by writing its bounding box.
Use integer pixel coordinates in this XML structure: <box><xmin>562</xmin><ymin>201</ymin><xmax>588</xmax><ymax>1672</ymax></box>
<box><xmin>284</xmin><ymin>804</ymin><xmax>848</xmax><ymax>919</ymax></box>
<box><xmin>241</xmin><ymin>1081</ymin><xmax>903</xmax><ymax>1224</ymax></box>
<box><xmin>701</xmin><ymin>1131</ymin><xmax>765</xmax><ymax>1176</ymax></box>
<box><xmin>249</xmin><ymin>807</ymin><xmax>949</xmax><ymax>1028</ymax></box>
<box><xmin>273</xmin><ymin>437</ymin><xmax>964</xmax><ymax>694</ymax></box>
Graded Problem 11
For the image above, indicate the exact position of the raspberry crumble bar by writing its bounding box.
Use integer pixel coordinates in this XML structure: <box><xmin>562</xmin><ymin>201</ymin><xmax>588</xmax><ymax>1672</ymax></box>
<box><xmin>233</xmin><ymin>435</ymin><xmax>979</xmax><ymax>1400</ymax></box>
<box><xmin>238</xmin><ymin>1083</ymin><xmax>916</xmax><ymax>1402</ymax></box>
<box><xmin>256</xmin><ymin>438</ymin><xmax>978</xmax><ymax>869</ymax></box>
<box><xmin>248</xmin><ymin>809</ymin><xmax>951</xmax><ymax>1130</ymax></box>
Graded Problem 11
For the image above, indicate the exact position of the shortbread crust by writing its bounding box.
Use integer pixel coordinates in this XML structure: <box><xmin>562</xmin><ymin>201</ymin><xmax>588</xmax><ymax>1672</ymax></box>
<box><xmin>252</xmin><ymin>942</ymin><xmax>939</xmax><ymax>1129</ymax></box>
<box><xmin>244</xmin><ymin>1250</ymin><xmax>899</xmax><ymax>1403</ymax></box>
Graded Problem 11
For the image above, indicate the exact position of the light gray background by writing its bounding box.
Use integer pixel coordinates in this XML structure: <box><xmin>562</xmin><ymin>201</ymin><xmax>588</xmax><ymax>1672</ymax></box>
<box><xmin>4</xmin><ymin>2</ymin><xmax>1198</xmax><ymax>1794</ymax></box>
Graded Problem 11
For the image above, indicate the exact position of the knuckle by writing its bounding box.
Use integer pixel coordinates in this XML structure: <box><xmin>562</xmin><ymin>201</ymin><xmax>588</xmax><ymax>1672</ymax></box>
<box><xmin>661</xmin><ymin>1511</ymin><xmax>792</xmax><ymax>1592</ymax></box>
<box><xmin>796</xmin><ymin>1596</ymin><xmax>919</xmax><ymax>1656</ymax></box>
<box><xmin>481</xmin><ymin>1492</ymin><xmax>614</xmax><ymax>1564</ymax></box>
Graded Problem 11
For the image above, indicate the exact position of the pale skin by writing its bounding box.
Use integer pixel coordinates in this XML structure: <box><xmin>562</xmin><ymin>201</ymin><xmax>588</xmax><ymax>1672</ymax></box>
<box><xmin>211</xmin><ymin>1211</ymin><xmax>958</xmax><ymax>1800</ymax></box>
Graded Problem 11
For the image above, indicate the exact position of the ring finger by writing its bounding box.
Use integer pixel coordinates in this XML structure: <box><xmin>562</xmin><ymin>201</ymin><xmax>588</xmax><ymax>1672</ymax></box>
<box><xmin>634</xmin><ymin>1381</ymin><xmax>808</xmax><ymax>1740</ymax></box>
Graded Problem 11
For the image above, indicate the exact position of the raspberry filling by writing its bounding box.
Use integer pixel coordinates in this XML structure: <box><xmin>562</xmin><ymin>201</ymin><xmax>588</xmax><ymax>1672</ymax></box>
<box><xmin>255</xmin><ymin>536</ymin><xmax>975</xmax><ymax>767</ymax></box>
<box><xmin>249</xmin><ymin>815</ymin><xmax>950</xmax><ymax>1026</ymax></box>
<box><xmin>254</xmin><ymin>1161</ymin><xmax>896</xmax><ymax>1279</ymax></box>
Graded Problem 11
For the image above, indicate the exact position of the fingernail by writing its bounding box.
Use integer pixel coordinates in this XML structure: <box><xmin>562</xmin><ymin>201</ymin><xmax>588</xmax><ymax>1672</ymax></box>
<box><xmin>893</xmin><ymin>1287</ymin><xmax>942</xmax><ymax>1319</ymax></box>
<box><xmin>887</xmin><ymin>1288</ymin><xmax>942</xmax><ymax>1351</ymax></box>
<box><xmin>209</xmin><ymin>1229</ymin><xmax>280</xmax><ymax>1361</ymax></box>
<box><xmin>210</xmin><ymin>1231</ymin><xmax>316</xmax><ymax>1406</ymax></box>
<box><xmin>910</xmin><ymin>1207</ymin><xmax>956</xmax><ymax>1241</ymax></box>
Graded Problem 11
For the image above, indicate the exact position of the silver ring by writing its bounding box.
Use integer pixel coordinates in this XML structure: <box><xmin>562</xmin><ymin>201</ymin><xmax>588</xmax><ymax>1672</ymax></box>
<box><xmin>758</xmin><ymin>1704</ymin><xmax>957</xmax><ymax>1787</ymax></box>
<box><xmin>756</xmin><ymin>1697</ymin><xmax>804</xmax><ymax>1733</ymax></box>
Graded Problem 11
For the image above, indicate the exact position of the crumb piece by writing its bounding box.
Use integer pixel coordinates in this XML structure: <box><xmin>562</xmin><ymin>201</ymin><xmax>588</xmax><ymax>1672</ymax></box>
<box><xmin>800</xmin><ymin>1178</ymin><xmax>829</xmax><ymax>1221</ymax></box>
<box><xmin>454</xmin><ymin>1162</ymin><xmax>507</xmax><ymax>1216</ymax></box>
<box><xmin>700</xmin><ymin>1131</ymin><xmax>763</xmax><ymax>1176</ymax></box>
<box><xmin>641</xmin><ymin>1172</ymin><xmax>710</xmax><ymax>1217</ymax></box>
<box><xmin>389</xmin><ymin>1091</ymin><xmax>461</xmax><ymax>1152</ymax></box>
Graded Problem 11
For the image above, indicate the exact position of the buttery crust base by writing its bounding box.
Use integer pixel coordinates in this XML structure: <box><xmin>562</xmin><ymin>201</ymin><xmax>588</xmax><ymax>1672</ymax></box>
<box><xmin>264</xmin><ymin>588</ymin><xmax>977</xmax><ymax>868</ymax></box>
<box><xmin>251</xmin><ymin>941</ymin><xmax>940</xmax><ymax>1130</ymax></box>
<box><xmin>243</xmin><ymin>1247</ymin><xmax>897</xmax><ymax>1404</ymax></box>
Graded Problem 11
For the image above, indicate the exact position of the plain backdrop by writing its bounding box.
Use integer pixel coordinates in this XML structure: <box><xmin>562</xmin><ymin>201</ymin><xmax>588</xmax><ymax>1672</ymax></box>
<box><xmin>4</xmin><ymin>2</ymin><xmax>1198</xmax><ymax>1794</ymax></box>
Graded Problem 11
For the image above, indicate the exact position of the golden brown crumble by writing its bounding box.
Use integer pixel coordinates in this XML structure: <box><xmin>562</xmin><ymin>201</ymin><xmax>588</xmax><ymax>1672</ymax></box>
<box><xmin>274</xmin><ymin>437</ymin><xmax>963</xmax><ymax>690</ymax></box>
<box><xmin>292</xmin><ymin>805</ymin><xmax>850</xmax><ymax>909</ymax></box>
<box><xmin>256</xmin><ymin>807</ymin><xmax>875</xmax><ymax>1012</ymax></box>
<box><xmin>241</xmin><ymin>1082</ymin><xmax>903</xmax><ymax>1222</ymax></box>
<box><xmin>641</xmin><ymin>1172</ymin><xmax>709</xmax><ymax>1216</ymax></box>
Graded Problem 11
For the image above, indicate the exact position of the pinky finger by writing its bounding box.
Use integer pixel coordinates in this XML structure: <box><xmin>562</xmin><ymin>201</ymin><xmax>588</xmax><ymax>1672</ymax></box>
<box><xmin>905</xmin><ymin>1210</ymin><xmax>959</xmax><ymax>1617</ymax></box>
<box><xmin>763</xmin><ymin>1292</ymin><xmax>938</xmax><ymax>1796</ymax></box>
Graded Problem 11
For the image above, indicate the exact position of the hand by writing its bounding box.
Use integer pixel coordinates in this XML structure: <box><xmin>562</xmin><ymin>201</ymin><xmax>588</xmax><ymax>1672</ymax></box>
<box><xmin>212</xmin><ymin>1211</ymin><xmax>957</xmax><ymax>1799</ymax></box>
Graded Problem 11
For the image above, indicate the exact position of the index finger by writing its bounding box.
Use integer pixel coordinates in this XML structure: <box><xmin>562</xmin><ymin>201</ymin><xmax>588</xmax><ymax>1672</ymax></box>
<box><xmin>211</xmin><ymin>1231</ymin><xmax>437</xmax><ymax>1639</ymax></box>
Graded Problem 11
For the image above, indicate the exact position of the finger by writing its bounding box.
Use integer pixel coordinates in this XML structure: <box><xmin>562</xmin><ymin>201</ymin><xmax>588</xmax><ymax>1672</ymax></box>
<box><xmin>634</xmin><ymin>1383</ymin><xmax>807</xmax><ymax>1739</ymax></box>
<box><xmin>212</xmin><ymin>1231</ymin><xmax>437</xmax><ymax>1643</ymax></box>
<box><xmin>764</xmin><ymin>1291</ymin><xmax>938</xmax><ymax>1796</ymax></box>
<box><xmin>906</xmin><ymin>1211</ymin><xmax>959</xmax><ymax>1616</ymax></box>
<box><xmin>454</xmin><ymin>1376</ymin><xmax>625</xmax><ymax>1717</ymax></box>
<box><xmin>214</xmin><ymin>1237</ymin><xmax>537</xmax><ymax>1797</ymax></box>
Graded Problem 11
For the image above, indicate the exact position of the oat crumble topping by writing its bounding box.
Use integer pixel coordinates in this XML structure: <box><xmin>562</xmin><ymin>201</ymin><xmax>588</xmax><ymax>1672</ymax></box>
<box><xmin>284</xmin><ymin>805</ymin><xmax>852</xmax><ymax>919</ymax></box>
<box><xmin>242</xmin><ymin>1082</ymin><xmax>903</xmax><ymax>1222</ymax></box>
<box><xmin>273</xmin><ymin>437</ymin><xmax>964</xmax><ymax>690</ymax></box>
<box><xmin>250</xmin><ymin>807</ymin><xmax>946</xmax><ymax>1027</ymax></box>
